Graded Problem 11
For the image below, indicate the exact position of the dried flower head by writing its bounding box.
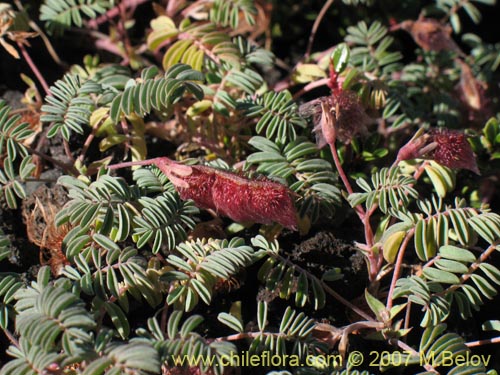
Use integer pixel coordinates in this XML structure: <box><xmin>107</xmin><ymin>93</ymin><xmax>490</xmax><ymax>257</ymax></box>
<box><xmin>0</xmin><ymin>5</ymin><xmax>37</xmax><ymax>59</ymax></box>
<box><xmin>22</xmin><ymin>185</ymin><xmax>70</xmax><ymax>276</ymax></box>
<box><xmin>397</xmin><ymin>128</ymin><xmax>480</xmax><ymax>174</ymax></box>
<box><xmin>398</xmin><ymin>18</ymin><xmax>462</xmax><ymax>55</ymax></box>
<box><xmin>110</xmin><ymin>158</ymin><xmax>298</xmax><ymax>230</ymax></box>
<box><xmin>333</xmin><ymin>91</ymin><xmax>370</xmax><ymax>144</ymax></box>
<box><xmin>458</xmin><ymin>61</ymin><xmax>483</xmax><ymax>111</ymax></box>
<box><xmin>300</xmin><ymin>91</ymin><xmax>369</xmax><ymax>146</ymax></box>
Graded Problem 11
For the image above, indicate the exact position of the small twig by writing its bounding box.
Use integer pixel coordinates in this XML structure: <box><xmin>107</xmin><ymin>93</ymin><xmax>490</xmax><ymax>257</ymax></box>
<box><xmin>442</xmin><ymin>0</ymin><xmax>468</xmax><ymax>23</ymax></box>
<box><xmin>320</xmin><ymin>104</ymin><xmax>381</xmax><ymax>279</ymax></box>
<box><xmin>24</xmin><ymin>178</ymin><xmax>57</xmax><ymax>183</ymax></box>
<box><xmin>159</xmin><ymin>304</ymin><xmax>169</xmax><ymax>337</ymax></box>
<box><xmin>403</xmin><ymin>300</ymin><xmax>412</xmax><ymax>338</ymax></box>
<box><xmin>167</xmin><ymin>0</ymin><xmax>187</xmax><ymax>17</ymax></box>
<box><xmin>26</xmin><ymin>146</ymin><xmax>80</xmax><ymax>176</ymax></box>
<box><xmin>63</xmin><ymin>139</ymin><xmax>76</xmax><ymax>165</ymax></box>
<box><xmin>17</xmin><ymin>42</ymin><xmax>50</xmax><ymax>95</ymax></box>
<box><xmin>392</xmin><ymin>339</ymin><xmax>438</xmax><ymax>373</ymax></box>
<box><xmin>120</xmin><ymin>118</ymin><xmax>131</xmax><ymax>155</ymax></box>
<box><xmin>344</xmin><ymin>320</ymin><xmax>384</xmax><ymax>333</ymax></box>
<box><xmin>160</xmin><ymin>284</ymin><xmax>176</xmax><ymax>337</ymax></box>
<box><xmin>2</xmin><ymin>328</ymin><xmax>20</xmax><ymax>349</ymax></box>
<box><xmin>215</xmin><ymin>331</ymin><xmax>267</xmax><ymax>342</ymax></box>
<box><xmin>87</xmin><ymin>0</ymin><xmax>150</xmax><ymax>28</ymax></box>
<box><xmin>363</xmin><ymin>205</ymin><xmax>377</xmax><ymax>247</ymax></box>
<box><xmin>304</xmin><ymin>0</ymin><xmax>335</xmax><ymax>60</ymax></box>
<box><xmin>412</xmin><ymin>160</ymin><xmax>428</xmax><ymax>181</ymax></box>
<box><xmin>116</xmin><ymin>0</ymin><xmax>133</xmax><ymax>65</ymax></box>
<box><xmin>466</xmin><ymin>336</ymin><xmax>500</xmax><ymax>347</ymax></box>
<box><xmin>291</xmin><ymin>78</ymin><xmax>330</xmax><ymax>99</ymax></box>
<box><xmin>321</xmin><ymin>281</ymin><xmax>375</xmax><ymax>321</ymax></box>
<box><xmin>77</xmin><ymin>122</ymin><xmax>100</xmax><ymax>165</ymax></box>
<box><xmin>328</xmin><ymin>141</ymin><xmax>365</xmax><ymax>219</ymax></box>
<box><xmin>14</xmin><ymin>0</ymin><xmax>66</xmax><ymax>67</ymax></box>
<box><xmin>421</xmin><ymin>255</ymin><xmax>440</xmax><ymax>271</ymax></box>
<box><xmin>374</xmin><ymin>264</ymin><xmax>395</xmax><ymax>282</ymax></box>
<box><xmin>216</xmin><ymin>321</ymin><xmax>384</xmax><ymax>343</ymax></box>
<box><xmin>275</xmin><ymin>253</ymin><xmax>374</xmax><ymax>321</ymax></box>
<box><xmin>178</xmin><ymin>32</ymin><xmax>221</xmax><ymax>65</ymax></box>
<box><xmin>180</xmin><ymin>0</ymin><xmax>210</xmax><ymax>18</ymax></box>
<box><xmin>94</xmin><ymin>36</ymin><xmax>128</xmax><ymax>60</ymax></box>
<box><xmin>439</xmin><ymin>243</ymin><xmax>498</xmax><ymax>297</ymax></box>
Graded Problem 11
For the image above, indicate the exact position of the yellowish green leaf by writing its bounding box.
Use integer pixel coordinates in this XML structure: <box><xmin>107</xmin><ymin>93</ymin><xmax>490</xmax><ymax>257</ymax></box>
<box><xmin>383</xmin><ymin>230</ymin><xmax>406</xmax><ymax>263</ymax></box>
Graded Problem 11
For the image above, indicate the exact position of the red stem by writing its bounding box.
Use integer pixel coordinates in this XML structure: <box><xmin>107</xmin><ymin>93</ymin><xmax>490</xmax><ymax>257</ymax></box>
<box><xmin>327</xmin><ymin>138</ymin><xmax>383</xmax><ymax>280</ymax></box>
<box><xmin>77</xmin><ymin>119</ymin><xmax>101</xmax><ymax>165</ymax></box>
<box><xmin>304</xmin><ymin>0</ymin><xmax>335</xmax><ymax>59</ymax></box>
<box><xmin>116</xmin><ymin>0</ymin><xmax>132</xmax><ymax>65</ymax></box>
<box><xmin>386</xmin><ymin>229</ymin><xmax>414</xmax><ymax>310</ymax></box>
<box><xmin>439</xmin><ymin>243</ymin><xmax>498</xmax><ymax>296</ymax></box>
<box><xmin>108</xmin><ymin>159</ymin><xmax>158</xmax><ymax>169</ymax></box>
<box><xmin>87</xmin><ymin>0</ymin><xmax>150</xmax><ymax>28</ymax></box>
<box><xmin>2</xmin><ymin>328</ymin><xmax>19</xmax><ymax>348</ymax></box>
<box><xmin>63</xmin><ymin>139</ymin><xmax>75</xmax><ymax>165</ymax></box>
<box><xmin>328</xmin><ymin>141</ymin><xmax>366</xmax><ymax>220</ymax></box>
<box><xmin>17</xmin><ymin>43</ymin><xmax>50</xmax><ymax>95</ymax></box>
<box><xmin>277</xmin><ymin>253</ymin><xmax>375</xmax><ymax>321</ymax></box>
<box><xmin>292</xmin><ymin>78</ymin><xmax>330</xmax><ymax>99</ymax></box>
<box><xmin>26</xmin><ymin>146</ymin><xmax>80</xmax><ymax>176</ymax></box>
<box><xmin>393</xmin><ymin>339</ymin><xmax>437</xmax><ymax>372</ymax></box>
<box><xmin>466</xmin><ymin>336</ymin><xmax>500</xmax><ymax>347</ymax></box>
<box><xmin>167</xmin><ymin>0</ymin><xmax>187</xmax><ymax>17</ymax></box>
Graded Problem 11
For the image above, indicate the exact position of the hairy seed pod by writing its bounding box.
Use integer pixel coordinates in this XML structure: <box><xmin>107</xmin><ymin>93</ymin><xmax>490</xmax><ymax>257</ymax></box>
<box><xmin>177</xmin><ymin>166</ymin><xmax>298</xmax><ymax>230</ymax></box>
<box><xmin>110</xmin><ymin>158</ymin><xmax>298</xmax><ymax>230</ymax></box>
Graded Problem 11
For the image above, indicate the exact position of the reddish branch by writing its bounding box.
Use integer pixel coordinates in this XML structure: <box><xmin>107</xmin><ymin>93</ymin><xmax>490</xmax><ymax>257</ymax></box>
<box><xmin>87</xmin><ymin>0</ymin><xmax>150</xmax><ymax>28</ymax></box>
<box><xmin>385</xmin><ymin>229</ymin><xmax>414</xmax><ymax>310</ymax></box>
<box><xmin>304</xmin><ymin>0</ymin><xmax>335</xmax><ymax>60</ymax></box>
<box><xmin>17</xmin><ymin>42</ymin><xmax>50</xmax><ymax>95</ymax></box>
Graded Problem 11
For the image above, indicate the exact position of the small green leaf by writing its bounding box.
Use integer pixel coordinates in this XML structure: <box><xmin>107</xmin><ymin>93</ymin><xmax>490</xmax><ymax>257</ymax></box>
<box><xmin>438</xmin><ymin>245</ymin><xmax>476</xmax><ymax>263</ymax></box>
<box><xmin>365</xmin><ymin>289</ymin><xmax>387</xmax><ymax>321</ymax></box>
<box><xmin>423</xmin><ymin>268</ymin><xmax>460</xmax><ymax>284</ymax></box>
<box><xmin>389</xmin><ymin>303</ymin><xmax>407</xmax><ymax>320</ymax></box>
<box><xmin>482</xmin><ymin>320</ymin><xmax>500</xmax><ymax>332</ymax></box>
<box><xmin>383</xmin><ymin>230</ymin><xmax>406</xmax><ymax>264</ymax></box>
<box><xmin>331</xmin><ymin>43</ymin><xmax>350</xmax><ymax>73</ymax></box>
<box><xmin>104</xmin><ymin>302</ymin><xmax>130</xmax><ymax>339</ymax></box>
<box><xmin>217</xmin><ymin>312</ymin><xmax>243</xmax><ymax>332</ymax></box>
<box><xmin>257</xmin><ymin>301</ymin><xmax>267</xmax><ymax>331</ymax></box>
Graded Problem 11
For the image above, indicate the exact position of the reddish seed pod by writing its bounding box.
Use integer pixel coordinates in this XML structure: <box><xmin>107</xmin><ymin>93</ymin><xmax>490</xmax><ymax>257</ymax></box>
<box><xmin>177</xmin><ymin>166</ymin><xmax>298</xmax><ymax>230</ymax></box>
<box><xmin>110</xmin><ymin>158</ymin><xmax>298</xmax><ymax>230</ymax></box>
<box><xmin>174</xmin><ymin>166</ymin><xmax>217</xmax><ymax>211</ymax></box>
